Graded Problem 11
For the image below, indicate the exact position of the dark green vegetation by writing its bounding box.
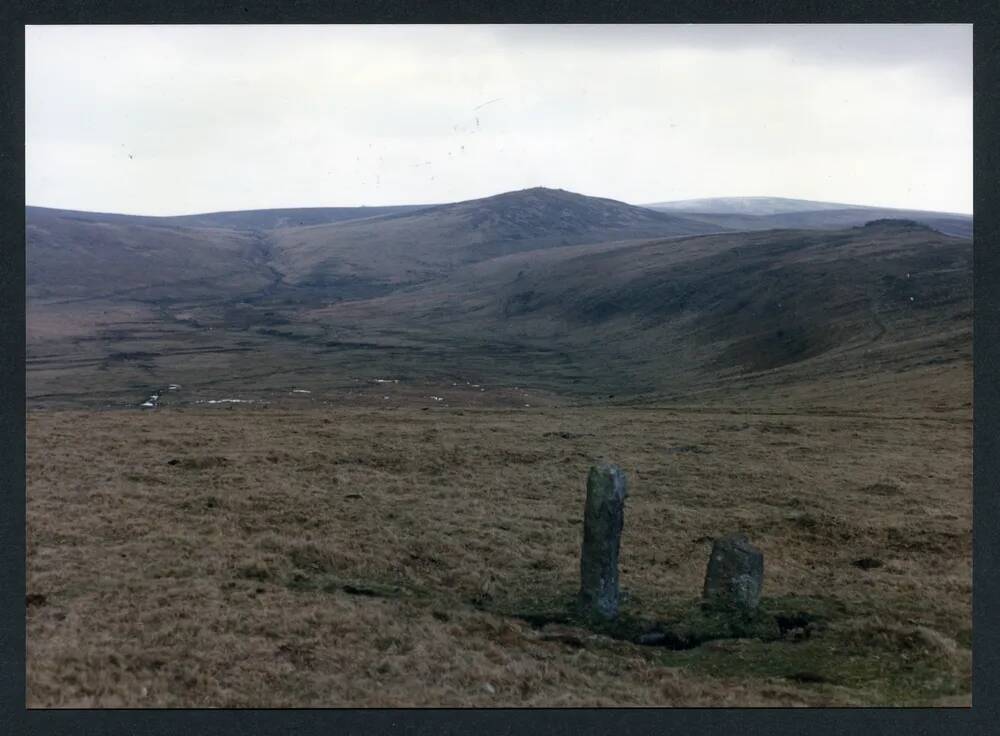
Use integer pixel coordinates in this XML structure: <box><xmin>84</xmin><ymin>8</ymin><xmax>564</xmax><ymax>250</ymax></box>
<box><xmin>490</xmin><ymin>587</ymin><xmax>968</xmax><ymax>707</ymax></box>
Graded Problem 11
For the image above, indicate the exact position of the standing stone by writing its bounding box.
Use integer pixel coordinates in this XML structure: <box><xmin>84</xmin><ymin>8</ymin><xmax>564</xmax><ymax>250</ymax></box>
<box><xmin>579</xmin><ymin>463</ymin><xmax>628</xmax><ymax>620</ymax></box>
<box><xmin>702</xmin><ymin>533</ymin><xmax>764</xmax><ymax>612</ymax></box>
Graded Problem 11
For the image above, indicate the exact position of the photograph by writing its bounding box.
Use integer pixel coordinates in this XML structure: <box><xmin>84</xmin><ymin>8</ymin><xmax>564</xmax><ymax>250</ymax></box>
<box><xmin>25</xmin><ymin>23</ymin><xmax>972</xmax><ymax>707</ymax></box>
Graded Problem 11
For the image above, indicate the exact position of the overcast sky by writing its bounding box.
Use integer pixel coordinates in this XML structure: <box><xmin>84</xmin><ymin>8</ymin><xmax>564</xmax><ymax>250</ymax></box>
<box><xmin>26</xmin><ymin>24</ymin><xmax>972</xmax><ymax>216</ymax></box>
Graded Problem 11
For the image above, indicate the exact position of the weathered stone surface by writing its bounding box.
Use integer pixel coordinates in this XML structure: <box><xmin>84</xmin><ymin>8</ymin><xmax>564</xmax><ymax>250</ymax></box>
<box><xmin>702</xmin><ymin>533</ymin><xmax>764</xmax><ymax>611</ymax></box>
<box><xmin>579</xmin><ymin>463</ymin><xmax>628</xmax><ymax>620</ymax></box>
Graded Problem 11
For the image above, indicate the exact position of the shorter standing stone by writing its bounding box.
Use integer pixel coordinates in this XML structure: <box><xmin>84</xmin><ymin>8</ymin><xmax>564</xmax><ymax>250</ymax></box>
<box><xmin>579</xmin><ymin>463</ymin><xmax>628</xmax><ymax>620</ymax></box>
<box><xmin>702</xmin><ymin>533</ymin><xmax>764</xmax><ymax>612</ymax></box>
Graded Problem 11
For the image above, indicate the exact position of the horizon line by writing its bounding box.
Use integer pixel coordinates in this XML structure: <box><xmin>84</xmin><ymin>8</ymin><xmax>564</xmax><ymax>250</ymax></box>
<box><xmin>23</xmin><ymin>188</ymin><xmax>975</xmax><ymax>220</ymax></box>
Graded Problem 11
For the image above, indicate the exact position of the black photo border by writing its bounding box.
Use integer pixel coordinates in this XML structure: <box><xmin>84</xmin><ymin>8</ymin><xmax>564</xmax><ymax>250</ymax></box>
<box><xmin>2</xmin><ymin>2</ymin><xmax>997</xmax><ymax>734</ymax></box>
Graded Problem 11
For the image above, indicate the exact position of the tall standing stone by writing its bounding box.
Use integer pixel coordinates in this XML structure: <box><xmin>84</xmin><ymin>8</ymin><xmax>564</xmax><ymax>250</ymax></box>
<box><xmin>702</xmin><ymin>533</ymin><xmax>764</xmax><ymax>612</ymax></box>
<box><xmin>579</xmin><ymin>463</ymin><xmax>628</xmax><ymax>620</ymax></box>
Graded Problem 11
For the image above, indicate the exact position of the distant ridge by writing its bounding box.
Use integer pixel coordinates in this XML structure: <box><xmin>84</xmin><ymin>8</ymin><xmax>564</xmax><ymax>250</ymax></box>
<box><xmin>411</xmin><ymin>186</ymin><xmax>714</xmax><ymax>231</ymax></box>
<box><xmin>644</xmin><ymin>195</ymin><xmax>971</xmax><ymax>218</ymax></box>
<box><xmin>643</xmin><ymin>196</ymin><xmax>972</xmax><ymax>238</ymax></box>
<box><xmin>24</xmin><ymin>204</ymin><xmax>429</xmax><ymax>231</ymax></box>
<box><xmin>25</xmin><ymin>187</ymin><xmax>725</xmax><ymax>301</ymax></box>
<box><xmin>644</xmin><ymin>196</ymin><xmax>868</xmax><ymax>216</ymax></box>
<box><xmin>265</xmin><ymin>186</ymin><xmax>724</xmax><ymax>287</ymax></box>
<box><xmin>26</xmin><ymin>185</ymin><xmax>971</xmax><ymax>409</ymax></box>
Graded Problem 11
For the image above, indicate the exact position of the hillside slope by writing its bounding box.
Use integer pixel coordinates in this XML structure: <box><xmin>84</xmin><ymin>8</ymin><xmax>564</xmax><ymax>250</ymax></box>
<box><xmin>26</xmin><ymin>207</ymin><xmax>276</xmax><ymax>302</ymax></box>
<box><xmin>645</xmin><ymin>196</ymin><xmax>864</xmax><ymax>215</ymax></box>
<box><xmin>308</xmin><ymin>220</ymin><xmax>971</xmax><ymax>401</ymax></box>
<box><xmin>645</xmin><ymin>197</ymin><xmax>972</xmax><ymax>239</ymax></box>
<box><xmin>26</xmin><ymin>189</ymin><xmax>724</xmax><ymax>303</ymax></box>
<box><xmin>26</xmin><ymin>204</ymin><xmax>427</xmax><ymax>231</ymax></box>
<box><xmin>267</xmin><ymin>188</ymin><xmax>724</xmax><ymax>287</ymax></box>
<box><xmin>25</xmin><ymin>192</ymin><xmax>971</xmax><ymax>410</ymax></box>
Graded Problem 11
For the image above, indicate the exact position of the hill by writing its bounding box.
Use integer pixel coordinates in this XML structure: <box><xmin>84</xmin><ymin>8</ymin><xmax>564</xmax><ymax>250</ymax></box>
<box><xmin>26</xmin><ymin>204</ymin><xmax>427</xmax><ymax>231</ymax></box>
<box><xmin>26</xmin><ymin>189</ymin><xmax>723</xmax><ymax>303</ymax></box>
<box><xmin>266</xmin><ymin>187</ymin><xmax>725</xmax><ymax>288</ymax></box>
<box><xmin>25</xmin><ymin>189</ymin><xmax>973</xmax><ymax>708</ymax></box>
<box><xmin>645</xmin><ymin>196</ymin><xmax>866</xmax><ymax>215</ymax></box>
<box><xmin>24</xmin><ymin>189</ymin><xmax>970</xmax><ymax>412</ymax></box>
<box><xmin>645</xmin><ymin>197</ymin><xmax>972</xmax><ymax>238</ymax></box>
<box><xmin>306</xmin><ymin>220</ymin><xmax>970</xmax><ymax>404</ymax></box>
<box><xmin>26</xmin><ymin>207</ymin><xmax>276</xmax><ymax>302</ymax></box>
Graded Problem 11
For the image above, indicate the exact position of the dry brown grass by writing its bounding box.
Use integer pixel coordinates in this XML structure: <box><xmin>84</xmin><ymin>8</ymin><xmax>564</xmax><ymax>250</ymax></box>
<box><xmin>26</xmin><ymin>395</ymin><xmax>971</xmax><ymax>707</ymax></box>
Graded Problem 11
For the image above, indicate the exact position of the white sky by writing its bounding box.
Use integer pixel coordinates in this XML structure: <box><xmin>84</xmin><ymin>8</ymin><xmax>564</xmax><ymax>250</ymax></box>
<box><xmin>25</xmin><ymin>24</ymin><xmax>972</xmax><ymax>216</ymax></box>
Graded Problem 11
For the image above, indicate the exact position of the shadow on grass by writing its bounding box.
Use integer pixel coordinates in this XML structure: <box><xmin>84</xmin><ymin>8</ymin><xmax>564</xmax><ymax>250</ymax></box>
<box><xmin>487</xmin><ymin>590</ymin><xmax>969</xmax><ymax>705</ymax></box>
<box><xmin>265</xmin><ymin>557</ymin><xmax>970</xmax><ymax>706</ymax></box>
<box><xmin>490</xmin><ymin>592</ymin><xmax>840</xmax><ymax>650</ymax></box>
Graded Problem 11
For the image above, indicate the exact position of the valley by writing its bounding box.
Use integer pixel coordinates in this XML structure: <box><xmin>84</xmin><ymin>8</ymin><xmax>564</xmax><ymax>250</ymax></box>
<box><xmin>26</xmin><ymin>188</ymin><xmax>971</xmax><ymax>413</ymax></box>
<box><xmin>25</xmin><ymin>187</ymin><xmax>973</xmax><ymax>707</ymax></box>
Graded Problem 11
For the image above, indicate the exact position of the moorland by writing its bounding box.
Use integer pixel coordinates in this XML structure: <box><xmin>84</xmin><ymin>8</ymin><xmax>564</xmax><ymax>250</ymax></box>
<box><xmin>26</xmin><ymin>188</ymin><xmax>972</xmax><ymax>706</ymax></box>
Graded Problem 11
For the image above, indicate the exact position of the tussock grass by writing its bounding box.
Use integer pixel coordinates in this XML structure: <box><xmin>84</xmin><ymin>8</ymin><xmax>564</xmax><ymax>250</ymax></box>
<box><xmin>27</xmin><ymin>403</ymin><xmax>970</xmax><ymax>707</ymax></box>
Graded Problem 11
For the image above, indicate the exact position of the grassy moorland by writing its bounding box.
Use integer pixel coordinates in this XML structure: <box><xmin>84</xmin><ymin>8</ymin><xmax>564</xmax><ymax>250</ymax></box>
<box><xmin>27</xmin><ymin>365</ymin><xmax>970</xmax><ymax>706</ymax></box>
<box><xmin>25</xmin><ymin>189</ymin><xmax>972</xmax><ymax>706</ymax></box>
